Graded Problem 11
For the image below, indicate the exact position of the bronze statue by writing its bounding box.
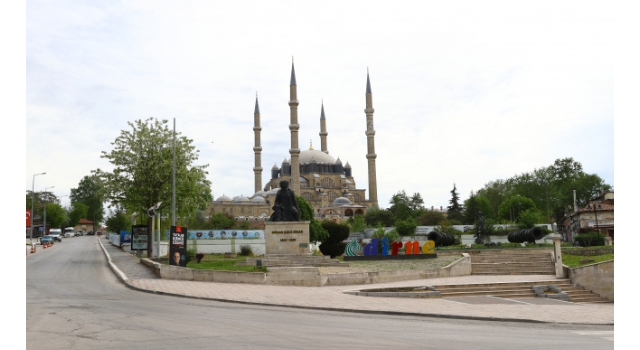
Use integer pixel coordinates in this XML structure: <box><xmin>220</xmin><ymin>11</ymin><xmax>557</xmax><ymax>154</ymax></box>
<box><xmin>269</xmin><ymin>180</ymin><xmax>300</xmax><ymax>221</ymax></box>
<box><xmin>475</xmin><ymin>211</ymin><xmax>486</xmax><ymax>244</ymax></box>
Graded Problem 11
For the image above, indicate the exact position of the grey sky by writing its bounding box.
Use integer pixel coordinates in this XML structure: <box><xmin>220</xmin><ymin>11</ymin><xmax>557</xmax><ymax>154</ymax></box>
<box><xmin>25</xmin><ymin>0</ymin><xmax>613</xmax><ymax>210</ymax></box>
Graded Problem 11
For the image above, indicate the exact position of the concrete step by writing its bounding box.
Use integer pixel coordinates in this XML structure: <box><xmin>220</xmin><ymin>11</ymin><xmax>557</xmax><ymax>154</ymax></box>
<box><xmin>472</xmin><ymin>271</ymin><xmax>557</xmax><ymax>275</ymax></box>
<box><xmin>441</xmin><ymin>290</ymin><xmax>536</xmax><ymax>298</ymax></box>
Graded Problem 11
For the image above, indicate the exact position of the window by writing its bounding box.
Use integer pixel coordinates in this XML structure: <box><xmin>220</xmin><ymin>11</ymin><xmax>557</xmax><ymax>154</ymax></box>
<box><xmin>302</xmin><ymin>192</ymin><xmax>313</xmax><ymax>201</ymax></box>
<box><xmin>354</xmin><ymin>194</ymin><xmax>361</xmax><ymax>202</ymax></box>
<box><xmin>329</xmin><ymin>192</ymin><xmax>338</xmax><ymax>201</ymax></box>
<box><xmin>321</xmin><ymin>177</ymin><xmax>334</xmax><ymax>187</ymax></box>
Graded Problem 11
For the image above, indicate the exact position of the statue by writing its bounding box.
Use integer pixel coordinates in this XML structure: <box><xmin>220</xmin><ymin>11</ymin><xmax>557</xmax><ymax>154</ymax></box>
<box><xmin>474</xmin><ymin>211</ymin><xmax>486</xmax><ymax>244</ymax></box>
<box><xmin>269</xmin><ymin>180</ymin><xmax>300</xmax><ymax>222</ymax></box>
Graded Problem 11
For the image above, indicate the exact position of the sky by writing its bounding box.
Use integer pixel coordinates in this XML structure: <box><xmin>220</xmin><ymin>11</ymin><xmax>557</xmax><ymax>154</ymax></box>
<box><xmin>23</xmin><ymin>0</ymin><xmax>615</xmax><ymax>211</ymax></box>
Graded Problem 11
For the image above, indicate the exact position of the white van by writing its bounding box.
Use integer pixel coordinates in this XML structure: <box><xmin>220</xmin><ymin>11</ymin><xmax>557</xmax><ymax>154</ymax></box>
<box><xmin>49</xmin><ymin>228</ymin><xmax>62</xmax><ymax>241</ymax></box>
<box><xmin>64</xmin><ymin>227</ymin><xmax>75</xmax><ymax>238</ymax></box>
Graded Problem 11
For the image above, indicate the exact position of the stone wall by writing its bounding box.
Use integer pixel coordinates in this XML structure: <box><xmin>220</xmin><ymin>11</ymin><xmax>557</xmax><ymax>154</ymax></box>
<box><xmin>562</xmin><ymin>248</ymin><xmax>614</xmax><ymax>256</ymax></box>
<box><xmin>568</xmin><ymin>260</ymin><xmax>614</xmax><ymax>301</ymax></box>
<box><xmin>140</xmin><ymin>258</ymin><xmax>267</xmax><ymax>284</ymax></box>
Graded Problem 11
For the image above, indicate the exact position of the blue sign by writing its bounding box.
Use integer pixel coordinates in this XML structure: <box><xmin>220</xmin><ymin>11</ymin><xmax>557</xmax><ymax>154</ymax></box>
<box><xmin>120</xmin><ymin>230</ymin><xmax>131</xmax><ymax>243</ymax></box>
<box><xmin>179</xmin><ymin>229</ymin><xmax>263</xmax><ymax>239</ymax></box>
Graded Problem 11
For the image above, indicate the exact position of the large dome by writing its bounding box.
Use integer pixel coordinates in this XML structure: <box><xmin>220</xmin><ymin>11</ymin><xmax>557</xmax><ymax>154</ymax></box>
<box><xmin>332</xmin><ymin>197</ymin><xmax>352</xmax><ymax>206</ymax></box>
<box><xmin>215</xmin><ymin>195</ymin><xmax>232</xmax><ymax>202</ymax></box>
<box><xmin>299</xmin><ymin>149</ymin><xmax>336</xmax><ymax>164</ymax></box>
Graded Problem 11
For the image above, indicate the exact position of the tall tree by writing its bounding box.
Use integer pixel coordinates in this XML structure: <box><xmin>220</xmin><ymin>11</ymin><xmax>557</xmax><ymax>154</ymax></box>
<box><xmin>447</xmin><ymin>184</ymin><xmax>464</xmax><ymax>222</ymax></box>
<box><xmin>105</xmin><ymin>207</ymin><xmax>133</xmax><ymax>235</ymax></box>
<box><xmin>68</xmin><ymin>201</ymin><xmax>89</xmax><ymax>227</ymax></box>
<box><xmin>44</xmin><ymin>203</ymin><xmax>67</xmax><ymax>229</ymax></box>
<box><xmin>70</xmin><ymin>175</ymin><xmax>105</xmax><ymax>227</ymax></box>
<box><xmin>95</xmin><ymin>118</ymin><xmax>212</xmax><ymax>257</ymax></box>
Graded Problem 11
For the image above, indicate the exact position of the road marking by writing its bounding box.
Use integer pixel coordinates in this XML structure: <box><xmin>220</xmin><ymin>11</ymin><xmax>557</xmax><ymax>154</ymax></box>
<box><xmin>488</xmin><ymin>296</ymin><xmax>532</xmax><ymax>305</ymax></box>
<box><xmin>570</xmin><ymin>331</ymin><xmax>614</xmax><ymax>341</ymax></box>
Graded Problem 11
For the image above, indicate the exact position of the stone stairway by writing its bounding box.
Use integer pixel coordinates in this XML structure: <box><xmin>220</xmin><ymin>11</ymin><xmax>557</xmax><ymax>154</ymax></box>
<box><xmin>470</xmin><ymin>250</ymin><xmax>556</xmax><ymax>275</ymax></box>
<box><xmin>431</xmin><ymin>279</ymin><xmax>611</xmax><ymax>303</ymax></box>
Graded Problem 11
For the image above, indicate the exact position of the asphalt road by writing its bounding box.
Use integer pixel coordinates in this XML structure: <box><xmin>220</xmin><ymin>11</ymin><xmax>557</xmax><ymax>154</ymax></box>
<box><xmin>26</xmin><ymin>236</ymin><xmax>614</xmax><ymax>350</ymax></box>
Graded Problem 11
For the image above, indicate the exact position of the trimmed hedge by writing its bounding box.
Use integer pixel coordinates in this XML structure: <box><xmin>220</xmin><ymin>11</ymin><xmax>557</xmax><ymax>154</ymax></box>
<box><xmin>574</xmin><ymin>232</ymin><xmax>606</xmax><ymax>247</ymax></box>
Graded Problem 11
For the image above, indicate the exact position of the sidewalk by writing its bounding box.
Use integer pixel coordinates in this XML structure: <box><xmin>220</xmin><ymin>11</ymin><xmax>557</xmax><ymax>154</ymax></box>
<box><xmin>98</xmin><ymin>237</ymin><xmax>614</xmax><ymax>325</ymax></box>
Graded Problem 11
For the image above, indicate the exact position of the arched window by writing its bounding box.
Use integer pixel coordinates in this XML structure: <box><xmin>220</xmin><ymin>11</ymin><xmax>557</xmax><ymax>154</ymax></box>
<box><xmin>345</xmin><ymin>209</ymin><xmax>354</xmax><ymax>217</ymax></box>
<box><xmin>355</xmin><ymin>209</ymin><xmax>364</xmax><ymax>215</ymax></box>
<box><xmin>321</xmin><ymin>177</ymin><xmax>334</xmax><ymax>187</ymax></box>
<box><xmin>328</xmin><ymin>192</ymin><xmax>338</xmax><ymax>201</ymax></box>
<box><xmin>302</xmin><ymin>192</ymin><xmax>313</xmax><ymax>201</ymax></box>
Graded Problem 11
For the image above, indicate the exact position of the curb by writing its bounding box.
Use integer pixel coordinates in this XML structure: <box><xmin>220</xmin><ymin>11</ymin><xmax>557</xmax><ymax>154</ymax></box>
<box><xmin>96</xmin><ymin>239</ymin><xmax>613</xmax><ymax>326</ymax></box>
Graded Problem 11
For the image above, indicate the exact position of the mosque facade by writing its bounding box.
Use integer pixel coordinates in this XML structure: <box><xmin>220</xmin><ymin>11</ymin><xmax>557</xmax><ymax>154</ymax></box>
<box><xmin>208</xmin><ymin>62</ymin><xmax>379</xmax><ymax>222</ymax></box>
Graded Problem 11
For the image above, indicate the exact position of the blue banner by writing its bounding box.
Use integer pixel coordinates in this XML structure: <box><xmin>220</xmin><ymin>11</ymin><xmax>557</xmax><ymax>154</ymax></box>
<box><xmin>176</xmin><ymin>229</ymin><xmax>263</xmax><ymax>239</ymax></box>
<box><xmin>120</xmin><ymin>230</ymin><xmax>131</xmax><ymax>243</ymax></box>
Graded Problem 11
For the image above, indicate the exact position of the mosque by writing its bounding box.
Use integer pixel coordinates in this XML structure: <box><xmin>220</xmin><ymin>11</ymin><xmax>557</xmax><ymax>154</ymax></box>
<box><xmin>208</xmin><ymin>61</ymin><xmax>380</xmax><ymax>223</ymax></box>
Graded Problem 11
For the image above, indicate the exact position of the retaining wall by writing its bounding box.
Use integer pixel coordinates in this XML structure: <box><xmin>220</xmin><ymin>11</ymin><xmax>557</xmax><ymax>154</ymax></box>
<box><xmin>140</xmin><ymin>258</ymin><xmax>267</xmax><ymax>284</ymax></box>
<box><xmin>568</xmin><ymin>260</ymin><xmax>614</xmax><ymax>301</ymax></box>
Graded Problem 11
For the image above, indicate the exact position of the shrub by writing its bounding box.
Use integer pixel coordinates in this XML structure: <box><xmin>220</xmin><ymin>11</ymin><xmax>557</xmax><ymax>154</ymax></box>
<box><xmin>319</xmin><ymin>242</ymin><xmax>347</xmax><ymax>258</ymax></box>
<box><xmin>186</xmin><ymin>248</ymin><xmax>197</xmax><ymax>263</ymax></box>
<box><xmin>574</xmin><ymin>231</ymin><xmax>605</xmax><ymax>247</ymax></box>
<box><xmin>239</xmin><ymin>244</ymin><xmax>253</xmax><ymax>256</ymax></box>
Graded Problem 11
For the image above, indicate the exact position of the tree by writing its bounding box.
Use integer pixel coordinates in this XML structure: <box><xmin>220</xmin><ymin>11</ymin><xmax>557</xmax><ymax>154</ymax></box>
<box><xmin>319</xmin><ymin>220</ymin><xmax>350</xmax><ymax>258</ymax></box>
<box><xmin>463</xmin><ymin>191</ymin><xmax>479</xmax><ymax>225</ymax></box>
<box><xmin>209</xmin><ymin>212</ymin><xmax>236</xmax><ymax>229</ymax></box>
<box><xmin>105</xmin><ymin>208</ymin><xmax>133</xmax><ymax>234</ymax></box>
<box><xmin>67</xmin><ymin>201</ymin><xmax>89</xmax><ymax>227</ymax></box>
<box><xmin>497</xmin><ymin>195</ymin><xmax>536</xmax><ymax>222</ymax></box>
<box><xmin>517</xmin><ymin>208</ymin><xmax>544</xmax><ymax>229</ymax></box>
<box><xmin>395</xmin><ymin>217</ymin><xmax>417</xmax><ymax>238</ymax></box>
<box><xmin>70</xmin><ymin>175</ymin><xmax>105</xmax><ymax>228</ymax></box>
<box><xmin>297</xmin><ymin>196</ymin><xmax>329</xmax><ymax>243</ymax></box>
<box><xmin>26</xmin><ymin>190</ymin><xmax>59</xmax><ymax>227</ymax></box>
<box><xmin>348</xmin><ymin>214</ymin><xmax>366</xmax><ymax>233</ymax></box>
<box><xmin>96</xmin><ymin>118</ymin><xmax>212</xmax><ymax>257</ymax></box>
<box><xmin>364</xmin><ymin>207</ymin><xmax>395</xmax><ymax>227</ymax></box>
<box><xmin>44</xmin><ymin>203</ymin><xmax>66</xmax><ymax>229</ymax></box>
<box><xmin>447</xmin><ymin>184</ymin><xmax>464</xmax><ymax>222</ymax></box>
<box><xmin>416</xmin><ymin>209</ymin><xmax>446</xmax><ymax>226</ymax></box>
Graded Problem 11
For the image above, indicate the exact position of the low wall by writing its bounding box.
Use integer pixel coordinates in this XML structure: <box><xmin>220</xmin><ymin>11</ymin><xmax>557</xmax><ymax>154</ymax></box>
<box><xmin>562</xmin><ymin>248</ymin><xmax>614</xmax><ymax>256</ymax></box>
<box><xmin>189</xmin><ymin>239</ymin><xmax>266</xmax><ymax>255</ymax></box>
<box><xmin>320</xmin><ymin>253</ymin><xmax>471</xmax><ymax>286</ymax></box>
<box><xmin>140</xmin><ymin>258</ymin><xmax>267</xmax><ymax>284</ymax></box>
<box><xmin>568</xmin><ymin>260</ymin><xmax>614</xmax><ymax>301</ymax></box>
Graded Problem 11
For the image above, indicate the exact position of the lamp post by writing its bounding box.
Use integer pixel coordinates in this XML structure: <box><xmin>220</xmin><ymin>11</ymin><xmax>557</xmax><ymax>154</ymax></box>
<box><xmin>147</xmin><ymin>202</ymin><xmax>162</xmax><ymax>258</ymax></box>
<box><xmin>43</xmin><ymin>186</ymin><xmax>54</xmax><ymax>237</ymax></box>
<box><xmin>30</xmin><ymin>172</ymin><xmax>46</xmax><ymax>246</ymax></box>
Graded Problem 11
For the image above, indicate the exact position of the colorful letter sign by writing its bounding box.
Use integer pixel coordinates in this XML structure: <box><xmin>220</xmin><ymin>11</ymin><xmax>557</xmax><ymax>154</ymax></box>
<box><xmin>170</xmin><ymin>226</ymin><xmax>188</xmax><ymax>267</ymax></box>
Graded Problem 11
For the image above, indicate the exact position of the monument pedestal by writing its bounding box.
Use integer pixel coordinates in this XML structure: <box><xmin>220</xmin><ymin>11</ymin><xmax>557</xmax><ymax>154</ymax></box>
<box><xmin>264</xmin><ymin>221</ymin><xmax>311</xmax><ymax>256</ymax></box>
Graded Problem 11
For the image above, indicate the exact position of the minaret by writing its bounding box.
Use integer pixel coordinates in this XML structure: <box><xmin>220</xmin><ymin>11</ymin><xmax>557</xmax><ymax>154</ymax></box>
<box><xmin>364</xmin><ymin>69</ymin><xmax>379</xmax><ymax>207</ymax></box>
<box><xmin>319</xmin><ymin>100</ymin><xmax>329</xmax><ymax>154</ymax></box>
<box><xmin>288</xmin><ymin>59</ymin><xmax>301</xmax><ymax>194</ymax></box>
<box><xmin>253</xmin><ymin>93</ymin><xmax>263</xmax><ymax>194</ymax></box>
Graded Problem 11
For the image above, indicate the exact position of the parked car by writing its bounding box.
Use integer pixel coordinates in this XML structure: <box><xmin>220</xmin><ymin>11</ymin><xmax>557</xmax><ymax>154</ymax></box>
<box><xmin>64</xmin><ymin>227</ymin><xmax>75</xmax><ymax>238</ymax></box>
<box><xmin>48</xmin><ymin>229</ymin><xmax>62</xmax><ymax>242</ymax></box>
<box><xmin>87</xmin><ymin>231</ymin><xmax>95</xmax><ymax>236</ymax></box>
<box><xmin>74</xmin><ymin>231</ymin><xmax>84</xmax><ymax>237</ymax></box>
<box><xmin>41</xmin><ymin>236</ymin><xmax>54</xmax><ymax>245</ymax></box>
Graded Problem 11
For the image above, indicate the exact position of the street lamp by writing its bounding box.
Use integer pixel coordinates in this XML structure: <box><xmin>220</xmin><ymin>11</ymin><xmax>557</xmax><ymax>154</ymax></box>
<box><xmin>43</xmin><ymin>186</ymin><xmax>54</xmax><ymax>237</ymax></box>
<box><xmin>30</xmin><ymin>172</ymin><xmax>46</xmax><ymax>246</ymax></box>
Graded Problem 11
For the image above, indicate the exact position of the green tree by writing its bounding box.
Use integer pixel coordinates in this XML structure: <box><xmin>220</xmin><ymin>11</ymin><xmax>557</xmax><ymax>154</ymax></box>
<box><xmin>364</xmin><ymin>207</ymin><xmax>395</xmax><ymax>227</ymax></box>
<box><xmin>44</xmin><ymin>203</ymin><xmax>67</xmax><ymax>229</ymax></box>
<box><xmin>68</xmin><ymin>201</ymin><xmax>89</xmax><ymax>227</ymax></box>
<box><xmin>349</xmin><ymin>214</ymin><xmax>366</xmax><ymax>233</ymax></box>
<box><xmin>517</xmin><ymin>208</ymin><xmax>543</xmax><ymax>229</ymax></box>
<box><xmin>297</xmin><ymin>196</ymin><xmax>329</xmax><ymax>243</ymax></box>
<box><xmin>463</xmin><ymin>191</ymin><xmax>479</xmax><ymax>225</ymax></box>
<box><xmin>209</xmin><ymin>212</ymin><xmax>236</xmax><ymax>229</ymax></box>
<box><xmin>70</xmin><ymin>175</ymin><xmax>105</xmax><ymax>227</ymax></box>
<box><xmin>318</xmin><ymin>220</ymin><xmax>349</xmax><ymax>257</ymax></box>
<box><xmin>498</xmin><ymin>195</ymin><xmax>536</xmax><ymax>222</ymax></box>
<box><xmin>395</xmin><ymin>217</ymin><xmax>417</xmax><ymax>238</ymax></box>
<box><xmin>105</xmin><ymin>208</ymin><xmax>133</xmax><ymax>234</ymax></box>
<box><xmin>26</xmin><ymin>190</ymin><xmax>59</xmax><ymax>227</ymax></box>
<box><xmin>96</xmin><ymin>118</ymin><xmax>212</xmax><ymax>257</ymax></box>
<box><xmin>416</xmin><ymin>209</ymin><xmax>446</xmax><ymax>226</ymax></box>
<box><xmin>447</xmin><ymin>184</ymin><xmax>464</xmax><ymax>222</ymax></box>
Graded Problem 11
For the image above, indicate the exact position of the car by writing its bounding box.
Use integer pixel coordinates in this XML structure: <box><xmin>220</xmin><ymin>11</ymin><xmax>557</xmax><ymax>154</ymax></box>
<box><xmin>87</xmin><ymin>231</ymin><xmax>95</xmax><ymax>236</ymax></box>
<box><xmin>48</xmin><ymin>230</ymin><xmax>62</xmax><ymax>242</ymax></box>
<box><xmin>40</xmin><ymin>236</ymin><xmax>54</xmax><ymax>245</ymax></box>
<box><xmin>64</xmin><ymin>227</ymin><xmax>75</xmax><ymax>238</ymax></box>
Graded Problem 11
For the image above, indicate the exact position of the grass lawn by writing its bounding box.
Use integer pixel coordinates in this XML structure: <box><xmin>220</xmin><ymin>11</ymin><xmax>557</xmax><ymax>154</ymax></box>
<box><xmin>185</xmin><ymin>254</ymin><xmax>267</xmax><ymax>272</ymax></box>
<box><xmin>562</xmin><ymin>253</ymin><xmax>614</xmax><ymax>268</ymax></box>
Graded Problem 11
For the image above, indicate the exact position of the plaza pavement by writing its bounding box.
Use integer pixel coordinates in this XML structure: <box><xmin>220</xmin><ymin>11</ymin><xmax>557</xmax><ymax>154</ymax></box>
<box><xmin>98</xmin><ymin>237</ymin><xmax>614</xmax><ymax>325</ymax></box>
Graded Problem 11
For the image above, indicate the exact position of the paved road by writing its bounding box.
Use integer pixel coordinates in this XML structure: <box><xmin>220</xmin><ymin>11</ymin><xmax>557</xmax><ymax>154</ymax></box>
<box><xmin>26</xmin><ymin>237</ymin><xmax>614</xmax><ymax>349</ymax></box>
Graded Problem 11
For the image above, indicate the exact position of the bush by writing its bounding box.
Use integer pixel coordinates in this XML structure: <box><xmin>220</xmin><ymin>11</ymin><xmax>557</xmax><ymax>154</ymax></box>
<box><xmin>574</xmin><ymin>231</ymin><xmax>605</xmax><ymax>247</ymax></box>
<box><xmin>186</xmin><ymin>248</ymin><xmax>197</xmax><ymax>263</ymax></box>
<box><xmin>319</xmin><ymin>242</ymin><xmax>347</xmax><ymax>258</ymax></box>
<box><xmin>239</xmin><ymin>245</ymin><xmax>253</xmax><ymax>256</ymax></box>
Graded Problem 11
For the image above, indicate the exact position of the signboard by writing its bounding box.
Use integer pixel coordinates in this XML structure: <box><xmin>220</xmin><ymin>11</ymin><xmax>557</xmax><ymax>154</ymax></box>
<box><xmin>169</xmin><ymin>225</ymin><xmax>188</xmax><ymax>267</ymax></box>
<box><xmin>26</xmin><ymin>210</ymin><xmax>31</xmax><ymax>227</ymax></box>
<box><xmin>131</xmin><ymin>225</ymin><xmax>149</xmax><ymax>250</ymax></box>
<box><xmin>185</xmin><ymin>229</ymin><xmax>263</xmax><ymax>239</ymax></box>
<box><xmin>120</xmin><ymin>230</ymin><xmax>131</xmax><ymax>244</ymax></box>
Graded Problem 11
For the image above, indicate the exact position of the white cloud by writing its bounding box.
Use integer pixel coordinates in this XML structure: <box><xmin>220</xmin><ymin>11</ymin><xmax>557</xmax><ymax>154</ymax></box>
<box><xmin>26</xmin><ymin>0</ymin><xmax>613</xmax><ymax>209</ymax></box>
